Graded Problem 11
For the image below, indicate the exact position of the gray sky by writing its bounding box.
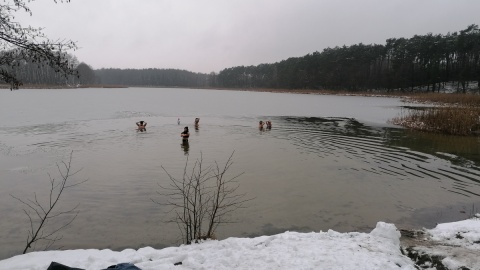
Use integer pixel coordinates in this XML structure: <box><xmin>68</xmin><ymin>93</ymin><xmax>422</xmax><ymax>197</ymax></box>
<box><xmin>17</xmin><ymin>0</ymin><xmax>480</xmax><ymax>73</ymax></box>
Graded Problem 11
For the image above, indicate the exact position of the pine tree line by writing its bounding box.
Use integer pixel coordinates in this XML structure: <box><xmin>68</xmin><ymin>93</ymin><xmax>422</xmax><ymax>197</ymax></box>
<box><xmin>216</xmin><ymin>25</ymin><xmax>480</xmax><ymax>93</ymax></box>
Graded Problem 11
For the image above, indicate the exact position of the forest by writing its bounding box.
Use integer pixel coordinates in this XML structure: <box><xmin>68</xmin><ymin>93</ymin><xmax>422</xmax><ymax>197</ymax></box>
<box><xmin>2</xmin><ymin>25</ymin><xmax>479</xmax><ymax>93</ymax></box>
<box><xmin>0</xmin><ymin>54</ymin><xmax>97</xmax><ymax>87</ymax></box>
<box><xmin>94</xmin><ymin>68</ymin><xmax>211</xmax><ymax>88</ymax></box>
<box><xmin>216</xmin><ymin>24</ymin><xmax>480</xmax><ymax>93</ymax></box>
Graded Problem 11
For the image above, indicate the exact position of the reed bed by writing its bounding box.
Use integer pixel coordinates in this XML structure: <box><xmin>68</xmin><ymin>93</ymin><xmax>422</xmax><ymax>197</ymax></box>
<box><xmin>406</xmin><ymin>93</ymin><xmax>480</xmax><ymax>107</ymax></box>
<box><xmin>391</xmin><ymin>107</ymin><xmax>480</xmax><ymax>136</ymax></box>
<box><xmin>392</xmin><ymin>93</ymin><xmax>480</xmax><ymax>136</ymax></box>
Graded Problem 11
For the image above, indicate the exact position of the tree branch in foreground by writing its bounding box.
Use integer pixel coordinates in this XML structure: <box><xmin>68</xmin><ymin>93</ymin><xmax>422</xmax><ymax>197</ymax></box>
<box><xmin>153</xmin><ymin>152</ymin><xmax>254</xmax><ymax>244</ymax></box>
<box><xmin>10</xmin><ymin>151</ymin><xmax>87</xmax><ymax>254</ymax></box>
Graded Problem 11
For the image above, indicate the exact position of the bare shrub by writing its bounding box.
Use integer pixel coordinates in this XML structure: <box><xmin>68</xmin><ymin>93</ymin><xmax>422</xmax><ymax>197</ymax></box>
<box><xmin>10</xmin><ymin>152</ymin><xmax>87</xmax><ymax>254</ymax></box>
<box><xmin>153</xmin><ymin>152</ymin><xmax>252</xmax><ymax>244</ymax></box>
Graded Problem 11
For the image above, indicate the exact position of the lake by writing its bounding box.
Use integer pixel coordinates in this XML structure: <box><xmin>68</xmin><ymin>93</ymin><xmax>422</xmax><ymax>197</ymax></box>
<box><xmin>1</xmin><ymin>88</ymin><xmax>479</xmax><ymax>260</ymax></box>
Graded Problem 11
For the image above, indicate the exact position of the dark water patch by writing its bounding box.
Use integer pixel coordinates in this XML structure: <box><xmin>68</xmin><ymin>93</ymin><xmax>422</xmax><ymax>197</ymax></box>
<box><xmin>438</xmin><ymin>168</ymin><xmax>480</xmax><ymax>184</ymax></box>
<box><xmin>416</xmin><ymin>165</ymin><xmax>460</xmax><ymax>181</ymax></box>
<box><xmin>453</xmin><ymin>166</ymin><xmax>480</xmax><ymax>178</ymax></box>
<box><xmin>271</xmin><ymin>116</ymin><xmax>480</xmax><ymax>197</ymax></box>
<box><xmin>242</xmin><ymin>223</ymin><xmax>313</xmax><ymax>238</ymax></box>
<box><xmin>386</xmin><ymin>131</ymin><xmax>480</xmax><ymax>166</ymax></box>
<box><xmin>456</xmin><ymin>188</ymin><xmax>480</xmax><ymax>197</ymax></box>
<box><xmin>400</xmin><ymin>164</ymin><xmax>440</xmax><ymax>179</ymax></box>
<box><xmin>396</xmin><ymin>201</ymin><xmax>480</xmax><ymax>229</ymax></box>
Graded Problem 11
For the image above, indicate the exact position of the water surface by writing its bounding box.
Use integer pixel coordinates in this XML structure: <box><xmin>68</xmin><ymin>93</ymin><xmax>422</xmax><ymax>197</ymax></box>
<box><xmin>0</xmin><ymin>88</ymin><xmax>479</xmax><ymax>259</ymax></box>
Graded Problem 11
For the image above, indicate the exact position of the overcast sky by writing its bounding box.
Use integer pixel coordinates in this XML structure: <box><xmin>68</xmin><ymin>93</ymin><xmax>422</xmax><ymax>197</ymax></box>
<box><xmin>16</xmin><ymin>0</ymin><xmax>480</xmax><ymax>73</ymax></box>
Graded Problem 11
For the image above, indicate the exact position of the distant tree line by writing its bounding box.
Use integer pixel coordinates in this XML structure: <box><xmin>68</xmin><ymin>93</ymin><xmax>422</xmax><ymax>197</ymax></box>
<box><xmin>216</xmin><ymin>24</ymin><xmax>480</xmax><ymax>93</ymax></box>
<box><xmin>94</xmin><ymin>68</ymin><xmax>210</xmax><ymax>88</ymax></box>
<box><xmin>2</xmin><ymin>25</ymin><xmax>479</xmax><ymax>92</ymax></box>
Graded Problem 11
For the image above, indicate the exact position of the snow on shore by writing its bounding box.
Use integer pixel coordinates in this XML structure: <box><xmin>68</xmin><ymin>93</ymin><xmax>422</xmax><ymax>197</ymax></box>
<box><xmin>1</xmin><ymin>217</ymin><xmax>479</xmax><ymax>270</ymax></box>
<box><xmin>408</xmin><ymin>214</ymin><xmax>480</xmax><ymax>270</ymax></box>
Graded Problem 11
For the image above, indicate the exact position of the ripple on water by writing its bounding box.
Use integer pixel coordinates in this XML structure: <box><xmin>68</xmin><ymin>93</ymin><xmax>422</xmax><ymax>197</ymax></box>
<box><xmin>271</xmin><ymin>116</ymin><xmax>480</xmax><ymax>198</ymax></box>
<box><xmin>1</xmin><ymin>115</ymin><xmax>480</xmax><ymax>260</ymax></box>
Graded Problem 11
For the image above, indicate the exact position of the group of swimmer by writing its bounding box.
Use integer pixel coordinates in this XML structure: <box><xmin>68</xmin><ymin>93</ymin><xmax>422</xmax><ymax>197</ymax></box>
<box><xmin>259</xmin><ymin>120</ymin><xmax>272</xmax><ymax>130</ymax></box>
<box><xmin>137</xmin><ymin>117</ymin><xmax>271</xmax><ymax>138</ymax></box>
<box><xmin>136</xmin><ymin>118</ymin><xmax>201</xmax><ymax>141</ymax></box>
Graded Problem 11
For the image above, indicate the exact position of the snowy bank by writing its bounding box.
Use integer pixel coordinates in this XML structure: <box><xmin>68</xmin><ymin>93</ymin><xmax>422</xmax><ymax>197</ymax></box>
<box><xmin>0</xmin><ymin>222</ymin><xmax>414</xmax><ymax>270</ymax></box>
<box><xmin>403</xmin><ymin>214</ymin><xmax>480</xmax><ymax>270</ymax></box>
<box><xmin>1</xmin><ymin>217</ymin><xmax>479</xmax><ymax>270</ymax></box>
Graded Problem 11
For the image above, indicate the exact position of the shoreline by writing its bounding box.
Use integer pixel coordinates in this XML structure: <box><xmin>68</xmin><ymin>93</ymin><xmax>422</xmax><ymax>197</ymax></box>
<box><xmin>1</xmin><ymin>216</ymin><xmax>478</xmax><ymax>269</ymax></box>
<box><xmin>2</xmin><ymin>84</ymin><xmax>406</xmax><ymax>97</ymax></box>
<box><xmin>194</xmin><ymin>87</ymin><xmax>410</xmax><ymax>98</ymax></box>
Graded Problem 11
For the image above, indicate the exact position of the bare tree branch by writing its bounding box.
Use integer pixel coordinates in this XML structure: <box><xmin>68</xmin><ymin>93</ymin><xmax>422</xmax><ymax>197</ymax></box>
<box><xmin>10</xmin><ymin>151</ymin><xmax>87</xmax><ymax>254</ymax></box>
<box><xmin>0</xmin><ymin>0</ymin><xmax>77</xmax><ymax>89</ymax></box>
<box><xmin>153</xmin><ymin>152</ymin><xmax>253</xmax><ymax>244</ymax></box>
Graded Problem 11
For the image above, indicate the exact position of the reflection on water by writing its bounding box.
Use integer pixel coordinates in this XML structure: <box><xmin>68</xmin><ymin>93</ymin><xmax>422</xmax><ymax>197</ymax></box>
<box><xmin>1</xmin><ymin>89</ymin><xmax>480</xmax><ymax>260</ymax></box>
<box><xmin>181</xmin><ymin>140</ymin><xmax>190</xmax><ymax>155</ymax></box>
<box><xmin>387</xmin><ymin>131</ymin><xmax>480</xmax><ymax>168</ymax></box>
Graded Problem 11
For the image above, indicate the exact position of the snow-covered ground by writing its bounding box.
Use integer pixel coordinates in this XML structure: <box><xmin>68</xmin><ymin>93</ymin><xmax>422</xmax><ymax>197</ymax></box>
<box><xmin>1</xmin><ymin>216</ymin><xmax>479</xmax><ymax>270</ymax></box>
<box><xmin>405</xmin><ymin>214</ymin><xmax>480</xmax><ymax>270</ymax></box>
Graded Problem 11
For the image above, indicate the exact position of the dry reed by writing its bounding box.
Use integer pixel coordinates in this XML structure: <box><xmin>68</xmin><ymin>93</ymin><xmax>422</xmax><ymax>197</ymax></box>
<box><xmin>391</xmin><ymin>107</ymin><xmax>480</xmax><ymax>136</ymax></box>
<box><xmin>392</xmin><ymin>93</ymin><xmax>480</xmax><ymax>136</ymax></box>
<box><xmin>407</xmin><ymin>93</ymin><xmax>480</xmax><ymax>107</ymax></box>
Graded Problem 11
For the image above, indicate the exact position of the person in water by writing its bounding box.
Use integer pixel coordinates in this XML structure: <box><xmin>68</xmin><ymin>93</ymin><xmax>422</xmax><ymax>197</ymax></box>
<box><xmin>181</xmin><ymin>126</ymin><xmax>190</xmax><ymax>140</ymax></box>
<box><xmin>194</xmin><ymin>118</ymin><xmax>200</xmax><ymax>126</ymax></box>
<box><xmin>258</xmin><ymin>121</ymin><xmax>265</xmax><ymax>129</ymax></box>
<box><xmin>266</xmin><ymin>120</ymin><xmax>272</xmax><ymax>129</ymax></box>
<box><xmin>136</xmin><ymin>121</ymin><xmax>147</xmax><ymax>132</ymax></box>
